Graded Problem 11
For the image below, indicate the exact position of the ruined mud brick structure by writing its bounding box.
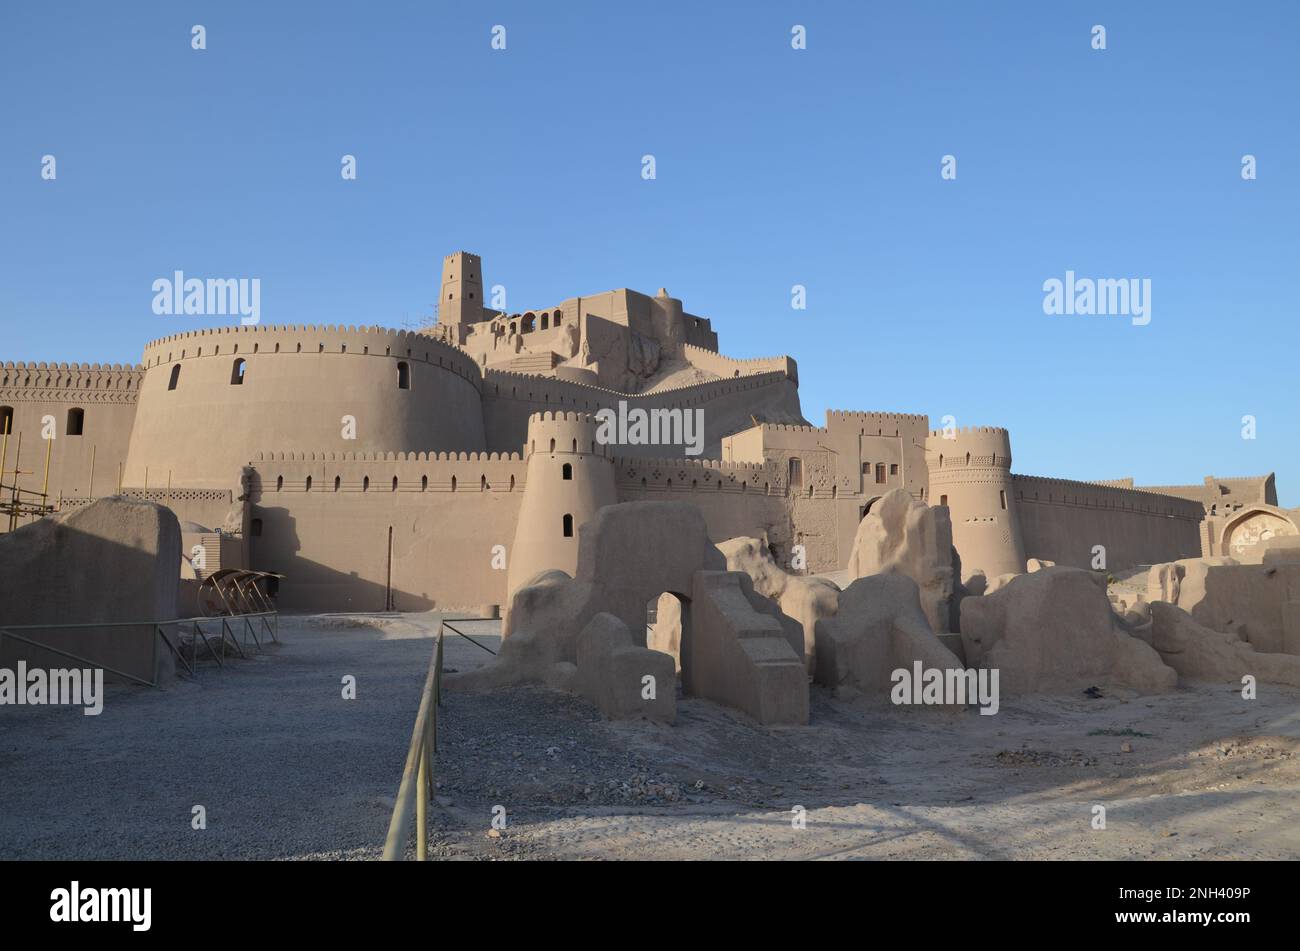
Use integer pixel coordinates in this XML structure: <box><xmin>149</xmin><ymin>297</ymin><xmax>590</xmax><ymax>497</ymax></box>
<box><xmin>2</xmin><ymin>252</ymin><xmax>1295</xmax><ymax>612</ymax></box>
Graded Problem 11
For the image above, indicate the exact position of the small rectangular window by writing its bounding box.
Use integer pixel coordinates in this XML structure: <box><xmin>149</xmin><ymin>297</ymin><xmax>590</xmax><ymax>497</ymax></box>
<box><xmin>889</xmin><ymin>463</ymin><xmax>898</xmax><ymax>476</ymax></box>
<box><xmin>875</xmin><ymin>463</ymin><xmax>886</xmax><ymax>484</ymax></box>
<box><xmin>1000</xmin><ymin>490</ymin><xmax>1007</xmax><ymax>510</ymax></box>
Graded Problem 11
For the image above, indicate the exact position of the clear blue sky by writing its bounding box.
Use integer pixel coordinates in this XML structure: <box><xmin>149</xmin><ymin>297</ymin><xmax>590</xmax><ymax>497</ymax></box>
<box><xmin>2</xmin><ymin>2</ymin><xmax>1297</xmax><ymax>503</ymax></box>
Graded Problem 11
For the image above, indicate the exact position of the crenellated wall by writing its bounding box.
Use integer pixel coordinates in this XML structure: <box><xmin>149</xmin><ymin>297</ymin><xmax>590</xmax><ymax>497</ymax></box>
<box><xmin>1013</xmin><ymin>474</ymin><xmax>1203</xmax><ymax>569</ymax></box>
<box><xmin>481</xmin><ymin>367</ymin><xmax>803</xmax><ymax>459</ymax></box>
<box><xmin>245</xmin><ymin>448</ymin><xmax>528</xmax><ymax>612</ymax></box>
<box><xmin>0</xmin><ymin>362</ymin><xmax>144</xmax><ymax>524</ymax></box>
<box><xmin>124</xmin><ymin>325</ymin><xmax>487</xmax><ymax>490</ymax></box>
<box><xmin>679</xmin><ymin>345</ymin><xmax>798</xmax><ymax>384</ymax></box>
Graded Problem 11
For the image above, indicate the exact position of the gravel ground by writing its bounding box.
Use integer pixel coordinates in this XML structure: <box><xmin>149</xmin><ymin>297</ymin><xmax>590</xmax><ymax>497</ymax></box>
<box><xmin>4</xmin><ymin>611</ymin><xmax>1298</xmax><ymax>861</ymax></box>
<box><xmin>0</xmin><ymin>613</ymin><xmax>487</xmax><ymax>860</ymax></box>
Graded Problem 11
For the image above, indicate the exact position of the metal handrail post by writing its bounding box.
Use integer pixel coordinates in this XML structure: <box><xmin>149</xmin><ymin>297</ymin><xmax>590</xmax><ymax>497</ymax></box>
<box><xmin>0</xmin><ymin>628</ymin><xmax>155</xmax><ymax>688</ymax></box>
<box><xmin>381</xmin><ymin>622</ymin><xmax>442</xmax><ymax>861</ymax></box>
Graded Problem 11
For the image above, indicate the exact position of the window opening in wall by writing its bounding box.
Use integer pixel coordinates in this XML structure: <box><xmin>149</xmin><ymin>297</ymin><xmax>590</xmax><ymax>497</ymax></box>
<box><xmin>562</xmin><ymin>463</ymin><xmax>573</xmax><ymax>480</ymax></box>
<box><xmin>231</xmin><ymin>358</ymin><xmax>246</xmax><ymax>384</ymax></box>
<box><xmin>65</xmin><ymin>407</ymin><xmax>84</xmax><ymax>436</ymax></box>
<box><xmin>168</xmin><ymin>364</ymin><xmax>181</xmax><ymax>390</ymax></box>
<box><xmin>562</xmin><ymin>513</ymin><xmax>574</xmax><ymax>537</ymax></box>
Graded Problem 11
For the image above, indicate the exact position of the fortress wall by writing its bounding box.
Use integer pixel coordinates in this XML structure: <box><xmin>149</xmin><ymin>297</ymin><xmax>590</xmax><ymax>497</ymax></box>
<box><xmin>1136</xmin><ymin>474</ymin><xmax>1276</xmax><ymax>511</ymax></box>
<box><xmin>679</xmin><ymin>344</ymin><xmax>797</xmax><ymax>383</ymax></box>
<box><xmin>613</xmin><ymin>454</ymin><xmax>844</xmax><ymax>572</ymax></box>
<box><xmin>822</xmin><ymin>409</ymin><xmax>930</xmax><ymax>503</ymax></box>
<box><xmin>59</xmin><ymin>488</ymin><xmax>235</xmax><ymax>538</ymax></box>
<box><xmin>481</xmin><ymin>369</ymin><xmax>803</xmax><ymax>458</ymax></box>
<box><xmin>1013</xmin><ymin>474</ymin><xmax>1203</xmax><ymax>570</ymax></box>
<box><xmin>247</xmin><ymin>451</ymin><xmax>527</xmax><ymax>612</ymax></box>
<box><xmin>125</xmin><ymin>325</ymin><xmax>486</xmax><ymax>490</ymax></box>
<box><xmin>0</xmin><ymin>363</ymin><xmax>143</xmax><ymax>529</ymax></box>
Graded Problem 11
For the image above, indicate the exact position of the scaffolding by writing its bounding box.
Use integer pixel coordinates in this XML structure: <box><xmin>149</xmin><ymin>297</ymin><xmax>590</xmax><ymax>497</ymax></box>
<box><xmin>0</xmin><ymin>423</ymin><xmax>55</xmax><ymax>532</ymax></box>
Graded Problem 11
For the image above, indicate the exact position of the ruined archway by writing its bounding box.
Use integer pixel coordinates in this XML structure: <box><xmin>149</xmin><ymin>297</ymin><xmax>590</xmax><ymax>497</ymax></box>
<box><xmin>646</xmin><ymin>591</ymin><xmax>690</xmax><ymax>673</ymax></box>
<box><xmin>859</xmin><ymin>495</ymin><xmax>883</xmax><ymax>521</ymax></box>
<box><xmin>1220</xmin><ymin>506</ymin><xmax>1299</xmax><ymax>562</ymax></box>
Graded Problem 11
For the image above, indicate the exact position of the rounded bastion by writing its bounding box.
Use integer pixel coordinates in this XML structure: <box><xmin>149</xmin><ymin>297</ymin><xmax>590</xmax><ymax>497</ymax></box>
<box><xmin>924</xmin><ymin>426</ymin><xmax>1025</xmax><ymax>580</ymax></box>
<box><xmin>506</xmin><ymin>412</ymin><xmax>617</xmax><ymax>599</ymax></box>
<box><xmin>122</xmin><ymin>325</ymin><xmax>486</xmax><ymax>490</ymax></box>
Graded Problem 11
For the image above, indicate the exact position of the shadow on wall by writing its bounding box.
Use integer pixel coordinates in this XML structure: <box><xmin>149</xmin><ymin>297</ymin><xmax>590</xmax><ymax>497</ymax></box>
<box><xmin>1194</xmin><ymin>561</ymin><xmax>1299</xmax><ymax>654</ymax></box>
<box><xmin>250</xmin><ymin>505</ymin><xmax>467</xmax><ymax>614</ymax></box>
<box><xmin>0</xmin><ymin>497</ymin><xmax>180</xmax><ymax>683</ymax></box>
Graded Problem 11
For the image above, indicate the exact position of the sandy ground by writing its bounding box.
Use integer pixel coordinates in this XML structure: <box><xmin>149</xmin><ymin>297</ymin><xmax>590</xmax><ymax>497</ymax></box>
<box><xmin>2</xmin><ymin>612</ymin><xmax>1297</xmax><ymax>860</ymax></box>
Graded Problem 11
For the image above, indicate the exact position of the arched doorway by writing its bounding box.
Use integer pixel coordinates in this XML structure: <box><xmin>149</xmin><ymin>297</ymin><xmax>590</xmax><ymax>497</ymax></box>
<box><xmin>1220</xmin><ymin>506</ymin><xmax>1299</xmax><ymax>562</ymax></box>
<box><xmin>646</xmin><ymin>591</ymin><xmax>690</xmax><ymax>674</ymax></box>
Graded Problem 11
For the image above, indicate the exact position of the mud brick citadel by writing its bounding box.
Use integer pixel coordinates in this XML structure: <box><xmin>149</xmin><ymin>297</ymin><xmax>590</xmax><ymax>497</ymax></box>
<box><xmin>2</xmin><ymin>251</ymin><xmax>1296</xmax><ymax>618</ymax></box>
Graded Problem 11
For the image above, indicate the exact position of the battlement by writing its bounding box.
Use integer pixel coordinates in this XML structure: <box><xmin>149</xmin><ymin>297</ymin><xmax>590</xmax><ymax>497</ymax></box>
<box><xmin>141</xmin><ymin>323</ymin><xmax>482</xmax><ymax>385</ymax></box>
<box><xmin>2</xmin><ymin>361</ymin><xmax>142</xmax><ymax>372</ymax></box>
<box><xmin>253</xmin><ymin>450</ymin><xmax>522</xmax><ymax>463</ymax></box>
<box><xmin>613</xmin><ymin>454</ymin><xmax>767</xmax><ymax>472</ymax></box>
<box><xmin>926</xmin><ymin>426</ymin><xmax>1013</xmax><ymax>472</ymax></box>
<box><xmin>827</xmin><ymin>409</ymin><xmax>929</xmax><ymax>424</ymax></box>
<box><xmin>927</xmin><ymin>425</ymin><xmax>1010</xmax><ymax>439</ymax></box>
<box><xmin>1206</xmin><ymin>473</ymin><xmax>1276</xmax><ymax>485</ymax></box>
<box><xmin>0</xmin><ymin>362</ymin><xmax>145</xmax><ymax>398</ymax></box>
<box><xmin>248</xmin><ymin>449</ymin><xmax>529</xmax><ymax>497</ymax></box>
<box><xmin>679</xmin><ymin>344</ymin><xmax>797</xmax><ymax>382</ymax></box>
<box><xmin>525</xmin><ymin>411</ymin><xmax>605</xmax><ymax>458</ymax></box>
<box><xmin>1012</xmin><ymin>473</ymin><xmax>1205</xmax><ymax>517</ymax></box>
<box><xmin>754</xmin><ymin>422</ymin><xmax>825</xmax><ymax>435</ymax></box>
<box><xmin>526</xmin><ymin>410</ymin><xmax>598</xmax><ymax>426</ymax></box>
<box><xmin>484</xmin><ymin>368</ymin><xmax>792</xmax><ymax>408</ymax></box>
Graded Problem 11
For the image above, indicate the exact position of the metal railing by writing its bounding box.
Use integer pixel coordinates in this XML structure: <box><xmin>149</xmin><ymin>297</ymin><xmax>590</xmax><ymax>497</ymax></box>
<box><xmin>382</xmin><ymin>617</ymin><xmax>495</xmax><ymax>861</ymax></box>
<box><xmin>0</xmin><ymin>610</ymin><xmax>278</xmax><ymax>688</ymax></box>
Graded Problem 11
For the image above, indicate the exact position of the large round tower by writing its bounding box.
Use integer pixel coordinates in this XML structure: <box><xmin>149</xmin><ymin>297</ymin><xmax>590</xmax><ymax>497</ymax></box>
<box><xmin>506</xmin><ymin>412</ymin><xmax>617</xmax><ymax>596</ymax></box>
<box><xmin>925</xmin><ymin>426</ymin><xmax>1025</xmax><ymax>581</ymax></box>
<box><xmin>123</xmin><ymin>325</ymin><xmax>486</xmax><ymax>490</ymax></box>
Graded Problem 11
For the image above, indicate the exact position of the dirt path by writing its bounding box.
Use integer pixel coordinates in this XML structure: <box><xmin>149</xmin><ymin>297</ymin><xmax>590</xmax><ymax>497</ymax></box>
<box><xmin>431</xmin><ymin>622</ymin><xmax>1300</xmax><ymax>860</ymax></box>
<box><xmin>4</xmin><ymin>612</ymin><xmax>1294</xmax><ymax>860</ymax></box>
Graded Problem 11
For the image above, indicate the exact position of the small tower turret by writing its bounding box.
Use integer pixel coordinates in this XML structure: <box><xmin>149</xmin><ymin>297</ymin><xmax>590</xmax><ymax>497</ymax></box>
<box><xmin>925</xmin><ymin>426</ymin><xmax>1025</xmax><ymax>581</ymax></box>
<box><xmin>506</xmin><ymin>412</ymin><xmax>618</xmax><ymax>598</ymax></box>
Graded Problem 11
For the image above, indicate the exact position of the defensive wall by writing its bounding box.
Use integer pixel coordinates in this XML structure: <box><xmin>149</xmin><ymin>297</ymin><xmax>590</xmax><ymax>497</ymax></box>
<box><xmin>1013</xmin><ymin>474</ymin><xmax>1204</xmax><ymax>569</ymax></box>
<box><xmin>246</xmin><ymin>449</ymin><xmax>527</xmax><ymax>612</ymax></box>
<box><xmin>0</xmin><ymin>362</ymin><xmax>144</xmax><ymax>526</ymax></box>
